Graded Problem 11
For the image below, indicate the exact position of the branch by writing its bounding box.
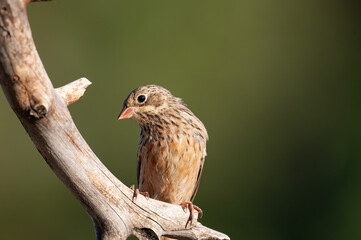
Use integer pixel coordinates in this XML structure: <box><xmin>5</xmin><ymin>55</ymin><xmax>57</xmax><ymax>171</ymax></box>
<box><xmin>55</xmin><ymin>77</ymin><xmax>92</xmax><ymax>106</ymax></box>
<box><xmin>0</xmin><ymin>0</ymin><xmax>230</xmax><ymax>240</ymax></box>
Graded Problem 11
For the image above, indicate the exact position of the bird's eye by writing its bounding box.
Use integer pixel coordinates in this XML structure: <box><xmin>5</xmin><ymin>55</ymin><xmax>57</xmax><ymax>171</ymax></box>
<box><xmin>137</xmin><ymin>95</ymin><xmax>146</xmax><ymax>103</ymax></box>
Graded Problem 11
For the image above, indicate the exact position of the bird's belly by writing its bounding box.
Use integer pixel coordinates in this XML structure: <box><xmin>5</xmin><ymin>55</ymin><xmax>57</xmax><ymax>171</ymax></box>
<box><xmin>138</xmin><ymin>139</ymin><xmax>202</xmax><ymax>204</ymax></box>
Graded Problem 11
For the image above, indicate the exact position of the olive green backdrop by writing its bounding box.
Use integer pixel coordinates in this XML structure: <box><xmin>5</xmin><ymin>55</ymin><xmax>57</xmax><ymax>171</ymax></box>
<box><xmin>0</xmin><ymin>1</ymin><xmax>360</xmax><ymax>239</ymax></box>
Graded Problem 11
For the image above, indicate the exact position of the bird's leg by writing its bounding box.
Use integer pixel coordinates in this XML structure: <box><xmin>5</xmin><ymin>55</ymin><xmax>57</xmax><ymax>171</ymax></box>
<box><xmin>180</xmin><ymin>202</ymin><xmax>203</xmax><ymax>227</ymax></box>
<box><xmin>130</xmin><ymin>184</ymin><xmax>149</xmax><ymax>201</ymax></box>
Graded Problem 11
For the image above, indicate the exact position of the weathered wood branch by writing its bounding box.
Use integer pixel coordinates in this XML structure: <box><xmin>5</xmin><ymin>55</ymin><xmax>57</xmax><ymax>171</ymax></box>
<box><xmin>0</xmin><ymin>0</ymin><xmax>230</xmax><ymax>240</ymax></box>
<box><xmin>55</xmin><ymin>77</ymin><xmax>92</xmax><ymax>106</ymax></box>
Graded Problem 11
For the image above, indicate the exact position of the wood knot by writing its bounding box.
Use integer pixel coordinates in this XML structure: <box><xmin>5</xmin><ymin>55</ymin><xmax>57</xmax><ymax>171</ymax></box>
<box><xmin>0</xmin><ymin>2</ymin><xmax>9</xmax><ymax>13</ymax></box>
<box><xmin>12</xmin><ymin>74</ymin><xmax>20</xmax><ymax>82</ymax></box>
<box><xmin>34</xmin><ymin>104</ymin><xmax>47</xmax><ymax>117</ymax></box>
<box><xmin>29</xmin><ymin>103</ymin><xmax>47</xmax><ymax>119</ymax></box>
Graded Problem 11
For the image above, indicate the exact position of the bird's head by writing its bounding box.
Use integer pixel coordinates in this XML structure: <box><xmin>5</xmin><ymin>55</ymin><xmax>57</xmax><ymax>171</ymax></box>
<box><xmin>118</xmin><ymin>85</ymin><xmax>184</xmax><ymax>123</ymax></box>
<box><xmin>118</xmin><ymin>84</ymin><xmax>208</xmax><ymax>141</ymax></box>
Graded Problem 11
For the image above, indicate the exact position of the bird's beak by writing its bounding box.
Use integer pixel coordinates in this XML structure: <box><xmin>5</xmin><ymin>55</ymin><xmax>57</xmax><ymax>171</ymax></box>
<box><xmin>118</xmin><ymin>106</ymin><xmax>135</xmax><ymax>120</ymax></box>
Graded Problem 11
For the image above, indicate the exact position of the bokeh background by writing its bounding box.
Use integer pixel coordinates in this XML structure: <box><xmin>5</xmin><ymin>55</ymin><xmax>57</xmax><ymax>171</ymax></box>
<box><xmin>1</xmin><ymin>0</ymin><xmax>361</xmax><ymax>239</ymax></box>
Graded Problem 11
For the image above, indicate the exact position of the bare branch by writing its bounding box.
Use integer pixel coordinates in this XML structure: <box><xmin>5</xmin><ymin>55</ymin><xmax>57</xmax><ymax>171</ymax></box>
<box><xmin>55</xmin><ymin>78</ymin><xmax>92</xmax><ymax>106</ymax></box>
<box><xmin>0</xmin><ymin>0</ymin><xmax>230</xmax><ymax>239</ymax></box>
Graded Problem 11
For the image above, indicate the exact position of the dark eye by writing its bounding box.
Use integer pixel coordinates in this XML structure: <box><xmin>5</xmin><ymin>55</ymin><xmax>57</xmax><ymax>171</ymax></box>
<box><xmin>137</xmin><ymin>95</ymin><xmax>146</xmax><ymax>103</ymax></box>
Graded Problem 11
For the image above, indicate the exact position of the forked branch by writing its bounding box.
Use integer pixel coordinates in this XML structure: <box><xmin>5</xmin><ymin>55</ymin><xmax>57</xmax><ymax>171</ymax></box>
<box><xmin>0</xmin><ymin>0</ymin><xmax>229</xmax><ymax>239</ymax></box>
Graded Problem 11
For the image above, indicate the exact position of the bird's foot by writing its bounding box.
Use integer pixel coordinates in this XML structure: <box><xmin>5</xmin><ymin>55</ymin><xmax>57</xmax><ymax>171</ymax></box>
<box><xmin>180</xmin><ymin>201</ymin><xmax>203</xmax><ymax>227</ymax></box>
<box><xmin>130</xmin><ymin>185</ymin><xmax>149</xmax><ymax>201</ymax></box>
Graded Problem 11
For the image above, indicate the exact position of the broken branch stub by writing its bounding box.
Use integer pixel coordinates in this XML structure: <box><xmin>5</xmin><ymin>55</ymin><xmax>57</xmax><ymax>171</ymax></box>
<box><xmin>55</xmin><ymin>77</ymin><xmax>92</xmax><ymax>106</ymax></box>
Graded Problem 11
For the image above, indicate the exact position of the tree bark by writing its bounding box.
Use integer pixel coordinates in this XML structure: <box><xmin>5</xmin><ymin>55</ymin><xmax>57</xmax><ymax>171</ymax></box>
<box><xmin>0</xmin><ymin>0</ymin><xmax>230</xmax><ymax>239</ymax></box>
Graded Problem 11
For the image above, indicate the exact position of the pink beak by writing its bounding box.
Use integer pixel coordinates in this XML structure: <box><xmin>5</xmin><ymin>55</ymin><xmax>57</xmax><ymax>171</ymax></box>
<box><xmin>118</xmin><ymin>106</ymin><xmax>135</xmax><ymax>120</ymax></box>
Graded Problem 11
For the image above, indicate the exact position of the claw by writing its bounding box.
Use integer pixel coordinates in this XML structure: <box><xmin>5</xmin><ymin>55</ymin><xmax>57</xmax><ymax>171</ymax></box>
<box><xmin>193</xmin><ymin>205</ymin><xmax>203</xmax><ymax>219</ymax></box>
<box><xmin>180</xmin><ymin>202</ymin><xmax>203</xmax><ymax>227</ymax></box>
<box><xmin>130</xmin><ymin>184</ymin><xmax>149</xmax><ymax>201</ymax></box>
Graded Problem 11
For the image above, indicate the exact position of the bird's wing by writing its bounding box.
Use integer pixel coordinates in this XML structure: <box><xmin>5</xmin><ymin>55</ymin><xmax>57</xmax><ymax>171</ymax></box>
<box><xmin>136</xmin><ymin>138</ymin><xmax>144</xmax><ymax>187</ymax></box>
<box><xmin>137</xmin><ymin>154</ymin><xmax>141</xmax><ymax>187</ymax></box>
<box><xmin>189</xmin><ymin>144</ymin><xmax>206</xmax><ymax>202</ymax></box>
<box><xmin>137</xmin><ymin>129</ymin><xmax>147</xmax><ymax>188</ymax></box>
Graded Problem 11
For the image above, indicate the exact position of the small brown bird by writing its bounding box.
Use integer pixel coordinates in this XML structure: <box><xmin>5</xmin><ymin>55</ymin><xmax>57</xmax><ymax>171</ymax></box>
<box><xmin>118</xmin><ymin>85</ymin><xmax>208</xmax><ymax>226</ymax></box>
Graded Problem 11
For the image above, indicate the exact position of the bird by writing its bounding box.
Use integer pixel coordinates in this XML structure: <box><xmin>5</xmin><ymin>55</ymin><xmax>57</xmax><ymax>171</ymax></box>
<box><xmin>118</xmin><ymin>85</ymin><xmax>208</xmax><ymax>228</ymax></box>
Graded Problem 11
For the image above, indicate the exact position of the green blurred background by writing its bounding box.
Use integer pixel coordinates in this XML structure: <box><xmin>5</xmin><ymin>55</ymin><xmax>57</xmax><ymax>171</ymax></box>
<box><xmin>1</xmin><ymin>0</ymin><xmax>361</xmax><ymax>239</ymax></box>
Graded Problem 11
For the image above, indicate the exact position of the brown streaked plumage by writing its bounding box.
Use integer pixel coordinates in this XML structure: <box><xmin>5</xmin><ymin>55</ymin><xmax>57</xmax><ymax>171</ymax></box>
<box><xmin>118</xmin><ymin>85</ymin><xmax>208</xmax><ymax>225</ymax></box>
